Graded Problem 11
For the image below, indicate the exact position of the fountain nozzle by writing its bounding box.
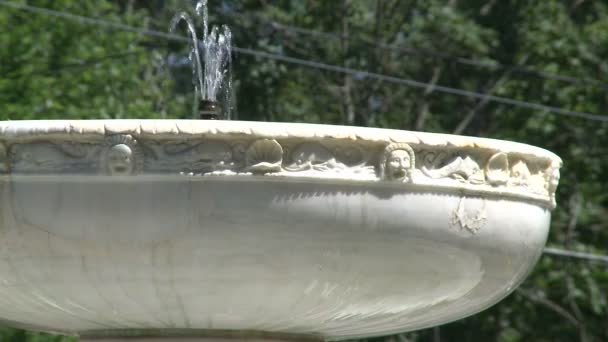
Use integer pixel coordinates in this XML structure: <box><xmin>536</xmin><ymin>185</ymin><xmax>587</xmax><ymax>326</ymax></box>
<box><xmin>199</xmin><ymin>100</ymin><xmax>221</xmax><ymax>120</ymax></box>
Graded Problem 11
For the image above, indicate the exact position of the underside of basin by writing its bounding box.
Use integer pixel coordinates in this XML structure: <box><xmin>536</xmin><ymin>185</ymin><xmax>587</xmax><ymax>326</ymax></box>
<box><xmin>0</xmin><ymin>120</ymin><xmax>561</xmax><ymax>340</ymax></box>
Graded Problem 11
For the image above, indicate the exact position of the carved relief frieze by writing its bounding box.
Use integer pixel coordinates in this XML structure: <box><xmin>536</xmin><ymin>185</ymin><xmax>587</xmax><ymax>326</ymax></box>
<box><xmin>414</xmin><ymin>147</ymin><xmax>559</xmax><ymax>205</ymax></box>
<box><xmin>421</xmin><ymin>153</ymin><xmax>485</xmax><ymax>185</ymax></box>
<box><xmin>284</xmin><ymin>143</ymin><xmax>336</xmax><ymax>172</ymax></box>
<box><xmin>144</xmin><ymin>140</ymin><xmax>236</xmax><ymax>174</ymax></box>
<box><xmin>277</xmin><ymin>141</ymin><xmax>375</xmax><ymax>178</ymax></box>
<box><xmin>0</xmin><ymin>128</ymin><xmax>561</xmax><ymax>207</ymax></box>
<box><xmin>10</xmin><ymin>142</ymin><xmax>100</xmax><ymax>174</ymax></box>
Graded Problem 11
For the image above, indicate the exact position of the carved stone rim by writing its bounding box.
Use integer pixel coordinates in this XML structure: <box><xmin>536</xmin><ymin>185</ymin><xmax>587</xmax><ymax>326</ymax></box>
<box><xmin>0</xmin><ymin>120</ymin><xmax>562</xmax><ymax>209</ymax></box>
<box><xmin>0</xmin><ymin>120</ymin><xmax>562</xmax><ymax>159</ymax></box>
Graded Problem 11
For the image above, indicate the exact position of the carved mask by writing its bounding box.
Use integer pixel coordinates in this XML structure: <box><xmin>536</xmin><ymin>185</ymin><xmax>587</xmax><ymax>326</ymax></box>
<box><xmin>386</xmin><ymin>149</ymin><xmax>411</xmax><ymax>181</ymax></box>
<box><xmin>107</xmin><ymin>144</ymin><xmax>134</xmax><ymax>175</ymax></box>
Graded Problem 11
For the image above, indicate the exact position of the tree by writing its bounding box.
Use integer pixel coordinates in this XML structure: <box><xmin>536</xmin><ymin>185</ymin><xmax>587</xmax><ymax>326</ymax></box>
<box><xmin>0</xmin><ymin>0</ymin><xmax>187</xmax><ymax>121</ymax></box>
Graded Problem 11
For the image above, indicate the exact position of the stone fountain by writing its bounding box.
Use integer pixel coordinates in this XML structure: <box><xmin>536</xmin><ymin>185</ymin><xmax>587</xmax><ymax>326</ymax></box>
<box><xmin>0</xmin><ymin>2</ymin><xmax>561</xmax><ymax>341</ymax></box>
<box><xmin>0</xmin><ymin>120</ymin><xmax>561</xmax><ymax>341</ymax></box>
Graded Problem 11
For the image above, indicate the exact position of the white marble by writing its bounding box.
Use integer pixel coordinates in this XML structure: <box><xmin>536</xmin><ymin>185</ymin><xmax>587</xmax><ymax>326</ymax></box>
<box><xmin>0</xmin><ymin>120</ymin><xmax>561</xmax><ymax>340</ymax></box>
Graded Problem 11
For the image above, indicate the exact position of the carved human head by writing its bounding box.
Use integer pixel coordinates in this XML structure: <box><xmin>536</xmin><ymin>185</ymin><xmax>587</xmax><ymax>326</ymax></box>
<box><xmin>102</xmin><ymin>134</ymin><xmax>143</xmax><ymax>176</ymax></box>
<box><xmin>107</xmin><ymin>143</ymin><xmax>134</xmax><ymax>175</ymax></box>
<box><xmin>381</xmin><ymin>143</ymin><xmax>415</xmax><ymax>182</ymax></box>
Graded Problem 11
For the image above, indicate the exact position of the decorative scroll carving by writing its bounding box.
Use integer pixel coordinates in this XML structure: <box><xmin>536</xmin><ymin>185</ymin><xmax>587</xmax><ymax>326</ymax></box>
<box><xmin>245</xmin><ymin>139</ymin><xmax>282</xmax><ymax>174</ymax></box>
<box><xmin>422</xmin><ymin>154</ymin><xmax>484</xmax><ymax>185</ymax></box>
<box><xmin>102</xmin><ymin>135</ymin><xmax>143</xmax><ymax>176</ymax></box>
<box><xmin>10</xmin><ymin>142</ymin><xmax>99</xmax><ymax>173</ymax></box>
<box><xmin>145</xmin><ymin>140</ymin><xmax>234</xmax><ymax>174</ymax></box>
<box><xmin>286</xmin><ymin>143</ymin><xmax>335</xmax><ymax>171</ymax></box>
<box><xmin>485</xmin><ymin>152</ymin><xmax>509</xmax><ymax>185</ymax></box>
<box><xmin>420</xmin><ymin>150</ymin><xmax>448</xmax><ymax>171</ymax></box>
<box><xmin>414</xmin><ymin>148</ymin><xmax>560</xmax><ymax>207</ymax></box>
<box><xmin>380</xmin><ymin>143</ymin><xmax>415</xmax><ymax>182</ymax></box>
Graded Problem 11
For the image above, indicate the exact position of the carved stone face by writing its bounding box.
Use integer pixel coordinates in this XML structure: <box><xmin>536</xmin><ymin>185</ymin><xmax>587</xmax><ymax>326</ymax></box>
<box><xmin>107</xmin><ymin>144</ymin><xmax>133</xmax><ymax>175</ymax></box>
<box><xmin>386</xmin><ymin>149</ymin><xmax>412</xmax><ymax>181</ymax></box>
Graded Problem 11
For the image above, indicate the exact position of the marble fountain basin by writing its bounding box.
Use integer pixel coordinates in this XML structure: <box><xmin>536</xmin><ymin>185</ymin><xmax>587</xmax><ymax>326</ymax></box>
<box><xmin>0</xmin><ymin>120</ymin><xmax>561</xmax><ymax>340</ymax></box>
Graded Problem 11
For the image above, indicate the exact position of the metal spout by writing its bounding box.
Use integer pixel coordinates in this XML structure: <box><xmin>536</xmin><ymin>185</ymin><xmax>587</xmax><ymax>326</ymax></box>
<box><xmin>199</xmin><ymin>100</ymin><xmax>221</xmax><ymax>120</ymax></box>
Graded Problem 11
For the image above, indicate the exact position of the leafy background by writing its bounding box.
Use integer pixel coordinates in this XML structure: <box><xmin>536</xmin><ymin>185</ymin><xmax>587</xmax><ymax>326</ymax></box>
<box><xmin>1</xmin><ymin>0</ymin><xmax>607</xmax><ymax>341</ymax></box>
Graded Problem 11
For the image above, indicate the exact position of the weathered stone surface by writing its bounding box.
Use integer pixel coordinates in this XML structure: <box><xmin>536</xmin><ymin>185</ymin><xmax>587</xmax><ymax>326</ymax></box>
<box><xmin>0</xmin><ymin>120</ymin><xmax>561</xmax><ymax>340</ymax></box>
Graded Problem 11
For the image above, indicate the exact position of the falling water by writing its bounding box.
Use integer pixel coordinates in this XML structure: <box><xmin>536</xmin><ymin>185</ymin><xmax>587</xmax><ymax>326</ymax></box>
<box><xmin>169</xmin><ymin>12</ymin><xmax>204</xmax><ymax>102</ymax></box>
<box><xmin>170</xmin><ymin>0</ymin><xmax>233</xmax><ymax>119</ymax></box>
<box><xmin>195</xmin><ymin>0</ymin><xmax>208</xmax><ymax>43</ymax></box>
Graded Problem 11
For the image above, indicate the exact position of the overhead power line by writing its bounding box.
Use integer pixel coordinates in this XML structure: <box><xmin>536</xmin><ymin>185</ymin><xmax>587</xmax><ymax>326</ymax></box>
<box><xmin>1</xmin><ymin>1</ymin><xmax>607</xmax><ymax>123</ymax></box>
<box><xmin>230</xmin><ymin>47</ymin><xmax>608</xmax><ymax>122</ymax></box>
<box><xmin>0</xmin><ymin>1</ymin><xmax>179</xmax><ymax>40</ymax></box>
<box><xmin>543</xmin><ymin>247</ymin><xmax>608</xmax><ymax>263</ymax></box>
<box><xmin>223</xmin><ymin>10</ymin><xmax>608</xmax><ymax>89</ymax></box>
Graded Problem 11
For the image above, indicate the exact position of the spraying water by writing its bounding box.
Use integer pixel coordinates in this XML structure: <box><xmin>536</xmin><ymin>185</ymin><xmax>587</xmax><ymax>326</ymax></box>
<box><xmin>170</xmin><ymin>0</ymin><xmax>232</xmax><ymax>119</ymax></box>
<box><xmin>169</xmin><ymin>12</ymin><xmax>204</xmax><ymax>102</ymax></box>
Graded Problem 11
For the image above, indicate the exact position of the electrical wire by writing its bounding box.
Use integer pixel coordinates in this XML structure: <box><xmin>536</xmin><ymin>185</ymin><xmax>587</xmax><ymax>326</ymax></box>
<box><xmin>1</xmin><ymin>1</ymin><xmax>606</xmax><ymax>122</ymax></box>
<box><xmin>0</xmin><ymin>1</ymin><xmax>179</xmax><ymax>40</ymax></box>
<box><xmin>232</xmin><ymin>47</ymin><xmax>608</xmax><ymax>122</ymax></box>
<box><xmin>543</xmin><ymin>247</ymin><xmax>608</xmax><ymax>263</ymax></box>
<box><xmin>222</xmin><ymin>10</ymin><xmax>608</xmax><ymax>89</ymax></box>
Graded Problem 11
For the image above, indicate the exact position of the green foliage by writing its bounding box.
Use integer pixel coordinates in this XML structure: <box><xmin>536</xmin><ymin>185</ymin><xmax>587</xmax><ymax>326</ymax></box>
<box><xmin>0</xmin><ymin>326</ymin><xmax>74</xmax><ymax>342</ymax></box>
<box><xmin>0</xmin><ymin>0</ymin><xmax>187</xmax><ymax>120</ymax></box>
<box><xmin>1</xmin><ymin>0</ymin><xmax>607</xmax><ymax>341</ymax></box>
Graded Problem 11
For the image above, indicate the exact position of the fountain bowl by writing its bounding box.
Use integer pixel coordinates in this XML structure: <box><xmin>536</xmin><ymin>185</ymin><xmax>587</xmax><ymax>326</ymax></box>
<box><xmin>0</xmin><ymin>120</ymin><xmax>561</xmax><ymax>341</ymax></box>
